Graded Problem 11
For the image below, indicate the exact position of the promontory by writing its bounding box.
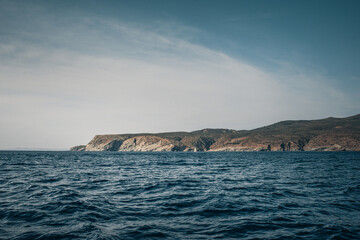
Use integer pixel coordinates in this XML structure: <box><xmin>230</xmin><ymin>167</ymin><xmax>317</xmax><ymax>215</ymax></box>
<box><xmin>71</xmin><ymin>114</ymin><xmax>360</xmax><ymax>152</ymax></box>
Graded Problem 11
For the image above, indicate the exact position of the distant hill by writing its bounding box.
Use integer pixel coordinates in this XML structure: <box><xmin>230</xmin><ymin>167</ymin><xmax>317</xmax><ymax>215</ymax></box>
<box><xmin>71</xmin><ymin>114</ymin><xmax>360</xmax><ymax>152</ymax></box>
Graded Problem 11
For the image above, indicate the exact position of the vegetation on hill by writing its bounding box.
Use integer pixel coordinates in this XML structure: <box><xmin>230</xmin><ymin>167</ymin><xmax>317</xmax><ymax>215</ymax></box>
<box><xmin>71</xmin><ymin>114</ymin><xmax>360</xmax><ymax>152</ymax></box>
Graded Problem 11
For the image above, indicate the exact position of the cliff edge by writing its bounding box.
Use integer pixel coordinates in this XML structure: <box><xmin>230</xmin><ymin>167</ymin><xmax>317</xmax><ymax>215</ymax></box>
<box><xmin>71</xmin><ymin>114</ymin><xmax>360</xmax><ymax>152</ymax></box>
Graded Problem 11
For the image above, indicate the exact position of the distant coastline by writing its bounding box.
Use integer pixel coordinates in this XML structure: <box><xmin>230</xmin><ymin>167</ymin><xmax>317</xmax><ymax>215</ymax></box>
<box><xmin>71</xmin><ymin>114</ymin><xmax>360</xmax><ymax>152</ymax></box>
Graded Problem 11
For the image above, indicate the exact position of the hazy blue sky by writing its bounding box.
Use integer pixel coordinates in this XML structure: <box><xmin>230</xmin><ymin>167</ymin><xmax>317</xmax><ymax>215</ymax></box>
<box><xmin>0</xmin><ymin>0</ymin><xmax>359</xmax><ymax>149</ymax></box>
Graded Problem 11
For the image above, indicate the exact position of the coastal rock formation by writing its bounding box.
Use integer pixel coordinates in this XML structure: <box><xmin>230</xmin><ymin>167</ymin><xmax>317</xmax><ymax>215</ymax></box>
<box><xmin>119</xmin><ymin>136</ymin><xmax>176</xmax><ymax>152</ymax></box>
<box><xmin>304</xmin><ymin>134</ymin><xmax>359</xmax><ymax>151</ymax></box>
<box><xmin>70</xmin><ymin>145</ymin><xmax>86</xmax><ymax>151</ymax></box>
<box><xmin>71</xmin><ymin>114</ymin><xmax>360</xmax><ymax>152</ymax></box>
<box><xmin>84</xmin><ymin>135</ymin><xmax>126</xmax><ymax>151</ymax></box>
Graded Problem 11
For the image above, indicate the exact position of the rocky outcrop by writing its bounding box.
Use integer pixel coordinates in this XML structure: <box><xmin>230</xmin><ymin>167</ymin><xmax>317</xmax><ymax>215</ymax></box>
<box><xmin>84</xmin><ymin>135</ymin><xmax>129</xmax><ymax>151</ymax></box>
<box><xmin>70</xmin><ymin>145</ymin><xmax>86</xmax><ymax>151</ymax></box>
<box><xmin>304</xmin><ymin>134</ymin><xmax>360</xmax><ymax>151</ymax></box>
<box><xmin>71</xmin><ymin>114</ymin><xmax>360</xmax><ymax>152</ymax></box>
<box><xmin>180</xmin><ymin>136</ymin><xmax>215</xmax><ymax>151</ymax></box>
<box><xmin>119</xmin><ymin>136</ymin><xmax>176</xmax><ymax>152</ymax></box>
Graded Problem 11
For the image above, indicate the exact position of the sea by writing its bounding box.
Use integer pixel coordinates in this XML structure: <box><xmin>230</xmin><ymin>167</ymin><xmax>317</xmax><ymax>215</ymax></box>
<box><xmin>0</xmin><ymin>151</ymin><xmax>359</xmax><ymax>240</ymax></box>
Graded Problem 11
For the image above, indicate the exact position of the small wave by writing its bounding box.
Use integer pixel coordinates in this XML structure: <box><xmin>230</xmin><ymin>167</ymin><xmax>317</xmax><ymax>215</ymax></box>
<box><xmin>0</xmin><ymin>151</ymin><xmax>359</xmax><ymax>239</ymax></box>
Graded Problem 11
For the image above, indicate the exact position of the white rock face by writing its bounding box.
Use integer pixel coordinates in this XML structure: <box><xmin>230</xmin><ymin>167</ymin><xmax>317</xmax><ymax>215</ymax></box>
<box><xmin>84</xmin><ymin>135</ymin><xmax>126</xmax><ymax>151</ymax></box>
<box><xmin>119</xmin><ymin>136</ymin><xmax>175</xmax><ymax>152</ymax></box>
<box><xmin>85</xmin><ymin>140</ymin><xmax>113</xmax><ymax>151</ymax></box>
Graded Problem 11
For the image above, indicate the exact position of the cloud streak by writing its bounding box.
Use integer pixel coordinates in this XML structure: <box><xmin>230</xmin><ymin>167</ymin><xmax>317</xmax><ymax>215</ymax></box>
<box><xmin>0</xmin><ymin>6</ymin><xmax>356</xmax><ymax>149</ymax></box>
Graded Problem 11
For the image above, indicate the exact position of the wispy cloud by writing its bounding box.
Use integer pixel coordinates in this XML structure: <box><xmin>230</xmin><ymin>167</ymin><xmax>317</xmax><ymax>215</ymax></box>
<box><xmin>0</xmin><ymin>3</ymin><xmax>356</xmax><ymax>149</ymax></box>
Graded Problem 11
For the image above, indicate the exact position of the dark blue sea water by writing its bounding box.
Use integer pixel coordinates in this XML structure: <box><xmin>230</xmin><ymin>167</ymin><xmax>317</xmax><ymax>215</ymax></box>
<box><xmin>0</xmin><ymin>151</ymin><xmax>359</xmax><ymax>240</ymax></box>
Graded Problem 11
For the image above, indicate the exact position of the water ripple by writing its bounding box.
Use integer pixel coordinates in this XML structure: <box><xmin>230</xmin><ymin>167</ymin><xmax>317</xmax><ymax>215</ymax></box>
<box><xmin>0</xmin><ymin>151</ymin><xmax>359</xmax><ymax>239</ymax></box>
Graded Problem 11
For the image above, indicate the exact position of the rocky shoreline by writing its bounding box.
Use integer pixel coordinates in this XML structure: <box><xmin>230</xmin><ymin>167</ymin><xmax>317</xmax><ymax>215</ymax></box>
<box><xmin>71</xmin><ymin>114</ymin><xmax>360</xmax><ymax>152</ymax></box>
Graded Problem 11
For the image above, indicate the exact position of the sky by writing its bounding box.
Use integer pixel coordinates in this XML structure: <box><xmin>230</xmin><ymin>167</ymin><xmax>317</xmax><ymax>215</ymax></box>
<box><xmin>0</xmin><ymin>0</ymin><xmax>359</xmax><ymax>149</ymax></box>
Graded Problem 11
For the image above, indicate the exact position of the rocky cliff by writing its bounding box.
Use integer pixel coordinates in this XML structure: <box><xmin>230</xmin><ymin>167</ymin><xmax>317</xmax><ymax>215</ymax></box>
<box><xmin>71</xmin><ymin>114</ymin><xmax>360</xmax><ymax>152</ymax></box>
